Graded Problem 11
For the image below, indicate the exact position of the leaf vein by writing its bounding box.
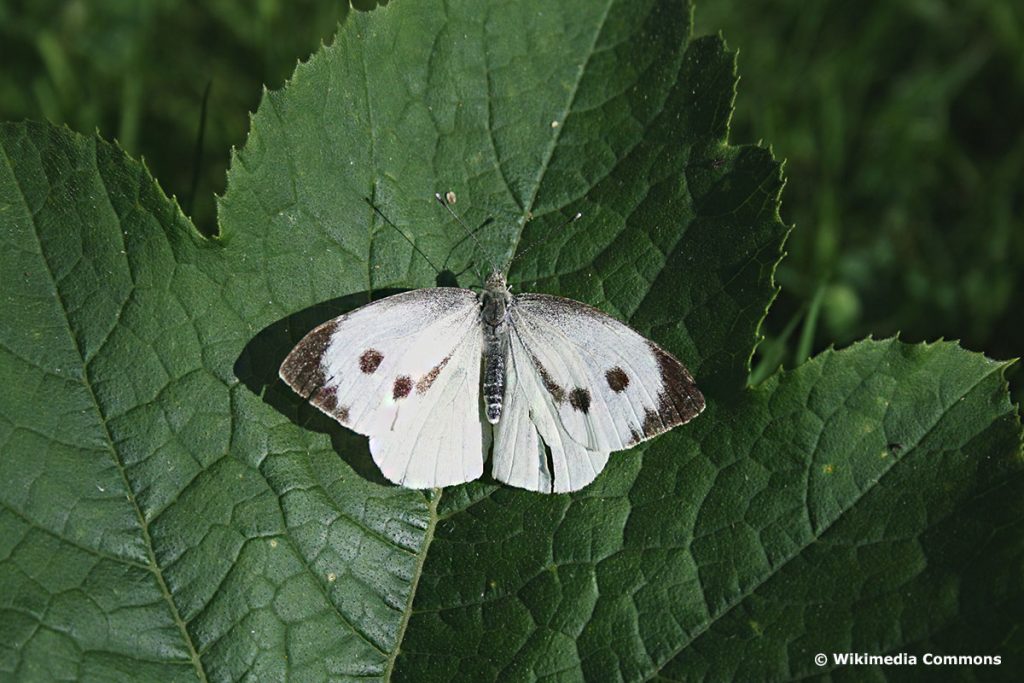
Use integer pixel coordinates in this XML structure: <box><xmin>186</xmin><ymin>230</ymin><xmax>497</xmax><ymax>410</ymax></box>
<box><xmin>0</xmin><ymin>137</ymin><xmax>210</xmax><ymax>683</ymax></box>
<box><xmin>644</xmin><ymin>360</ymin><xmax>1005</xmax><ymax>678</ymax></box>
<box><xmin>514</xmin><ymin>0</ymin><xmax>616</xmax><ymax>248</ymax></box>
<box><xmin>383</xmin><ymin>488</ymin><xmax>441</xmax><ymax>679</ymax></box>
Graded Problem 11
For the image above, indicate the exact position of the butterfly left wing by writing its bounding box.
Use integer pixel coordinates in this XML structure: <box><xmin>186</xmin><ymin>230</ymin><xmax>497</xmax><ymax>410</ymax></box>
<box><xmin>508</xmin><ymin>293</ymin><xmax>704</xmax><ymax>454</ymax></box>
<box><xmin>368</xmin><ymin>327</ymin><xmax>487</xmax><ymax>488</ymax></box>
<box><xmin>279</xmin><ymin>287</ymin><xmax>486</xmax><ymax>488</ymax></box>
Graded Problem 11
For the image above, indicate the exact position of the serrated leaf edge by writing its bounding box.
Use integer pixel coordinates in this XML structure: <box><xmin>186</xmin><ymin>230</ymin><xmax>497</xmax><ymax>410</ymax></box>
<box><xmin>0</xmin><ymin>121</ymin><xmax>210</xmax><ymax>681</ymax></box>
<box><xmin>645</xmin><ymin>336</ymin><xmax>1020</xmax><ymax>678</ymax></box>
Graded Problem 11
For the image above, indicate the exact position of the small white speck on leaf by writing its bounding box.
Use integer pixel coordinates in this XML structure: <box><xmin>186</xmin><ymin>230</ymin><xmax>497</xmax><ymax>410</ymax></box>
<box><xmin>551</xmin><ymin>120</ymin><xmax>559</xmax><ymax>128</ymax></box>
<box><xmin>445</xmin><ymin>191</ymin><xmax>457</xmax><ymax>205</ymax></box>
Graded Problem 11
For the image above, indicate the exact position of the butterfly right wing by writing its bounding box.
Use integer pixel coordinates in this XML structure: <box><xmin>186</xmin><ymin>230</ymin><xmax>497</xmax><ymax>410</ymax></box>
<box><xmin>491</xmin><ymin>329</ymin><xmax>609</xmax><ymax>493</ymax></box>
<box><xmin>280</xmin><ymin>287</ymin><xmax>486</xmax><ymax>488</ymax></box>
<box><xmin>509</xmin><ymin>293</ymin><xmax>704</xmax><ymax>453</ymax></box>
<box><xmin>491</xmin><ymin>292</ymin><xmax>704</xmax><ymax>493</ymax></box>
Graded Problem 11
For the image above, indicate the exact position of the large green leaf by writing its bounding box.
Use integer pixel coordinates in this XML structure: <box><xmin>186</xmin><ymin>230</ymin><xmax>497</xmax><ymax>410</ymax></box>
<box><xmin>1</xmin><ymin>1</ymin><xmax>1021</xmax><ymax>681</ymax></box>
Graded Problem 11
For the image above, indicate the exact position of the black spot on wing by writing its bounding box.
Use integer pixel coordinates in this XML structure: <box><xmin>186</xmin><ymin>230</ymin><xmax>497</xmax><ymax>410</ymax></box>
<box><xmin>569</xmin><ymin>387</ymin><xmax>591</xmax><ymax>414</ymax></box>
<box><xmin>280</xmin><ymin>319</ymin><xmax>338</xmax><ymax>400</ymax></box>
<box><xmin>416</xmin><ymin>355</ymin><xmax>451</xmax><ymax>395</ymax></box>
<box><xmin>360</xmin><ymin>348</ymin><xmax>384</xmax><ymax>374</ymax></box>
<box><xmin>393</xmin><ymin>376</ymin><xmax>413</xmax><ymax>400</ymax></box>
<box><xmin>640</xmin><ymin>342</ymin><xmax>705</xmax><ymax>438</ymax></box>
<box><xmin>606</xmin><ymin>367</ymin><xmax>629</xmax><ymax>392</ymax></box>
<box><xmin>534</xmin><ymin>357</ymin><xmax>566</xmax><ymax>403</ymax></box>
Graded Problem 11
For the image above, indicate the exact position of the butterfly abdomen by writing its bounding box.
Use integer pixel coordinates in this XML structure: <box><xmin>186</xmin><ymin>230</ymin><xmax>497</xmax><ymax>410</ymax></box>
<box><xmin>482</xmin><ymin>326</ymin><xmax>507</xmax><ymax>424</ymax></box>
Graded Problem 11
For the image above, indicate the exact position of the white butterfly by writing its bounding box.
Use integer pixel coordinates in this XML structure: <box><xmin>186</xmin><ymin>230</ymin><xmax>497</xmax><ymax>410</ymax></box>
<box><xmin>280</xmin><ymin>197</ymin><xmax>705</xmax><ymax>493</ymax></box>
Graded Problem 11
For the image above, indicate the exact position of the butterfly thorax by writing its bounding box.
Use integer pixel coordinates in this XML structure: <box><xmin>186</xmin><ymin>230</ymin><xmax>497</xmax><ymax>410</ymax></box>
<box><xmin>480</xmin><ymin>271</ymin><xmax>511</xmax><ymax>424</ymax></box>
<box><xmin>480</xmin><ymin>272</ymin><xmax>511</xmax><ymax>325</ymax></box>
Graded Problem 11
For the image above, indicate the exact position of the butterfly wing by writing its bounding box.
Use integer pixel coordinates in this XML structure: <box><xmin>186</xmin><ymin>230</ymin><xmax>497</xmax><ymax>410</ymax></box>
<box><xmin>279</xmin><ymin>288</ymin><xmax>486</xmax><ymax>488</ymax></box>
<box><xmin>509</xmin><ymin>293</ymin><xmax>704</xmax><ymax>453</ymax></box>
<box><xmin>491</xmin><ymin>331</ymin><xmax>609</xmax><ymax>493</ymax></box>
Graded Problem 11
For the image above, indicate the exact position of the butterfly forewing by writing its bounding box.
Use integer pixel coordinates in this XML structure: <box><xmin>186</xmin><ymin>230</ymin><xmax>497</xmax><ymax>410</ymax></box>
<box><xmin>368</xmin><ymin>328</ymin><xmax>486</xmax><ymax>488</ymax></box>
<box><xmin>279</xmin><ymin>287</ymin><xmax>485</xmax><ymax>488</ymax></box>
<box><xmin>508</xmin><ymin>293</ymin><xmax>705</xmax><ymax>454</ymax></box>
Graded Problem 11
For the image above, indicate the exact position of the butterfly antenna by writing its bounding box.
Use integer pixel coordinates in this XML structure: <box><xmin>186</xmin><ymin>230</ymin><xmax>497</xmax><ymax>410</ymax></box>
<box><xmin>435</xmin><ymin>192</ymin><xmax>498</xmax><ymax>274</ymax></box>
<box><xmin>364</xmin><ymin>197</ymin><xmax>442</xmax><ymax>274</ymax></box>
<box><xmin>442</xmin><ymin>216</ymin><xmax>494</xmax><ymax>270</ymax></box>
<box><xmin>506</xmin><ymin>210</ymin><xmax>583</xmax><ymax>270</ymax></box>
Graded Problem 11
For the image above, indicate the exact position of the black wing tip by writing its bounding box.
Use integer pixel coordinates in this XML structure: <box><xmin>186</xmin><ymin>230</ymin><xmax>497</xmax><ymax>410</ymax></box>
<box><xmin>279</xmin><ymin>319</ymin><xmax>352</xmax><ymax>424</ymax></box>
<box><xmin>279</xmin><ymin>320</ymin><xmax>337</xmax><ymax>391</ymax></box>
<box><xmin>634</xmin><ymin>341</ymin><xmax>705</xmax><ymax>442</ymax></box>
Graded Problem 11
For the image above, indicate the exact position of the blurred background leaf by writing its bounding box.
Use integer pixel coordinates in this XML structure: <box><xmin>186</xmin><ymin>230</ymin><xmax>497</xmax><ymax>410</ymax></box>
<box><xmin>0</xmin><ymin>0</ymin><xmax>388</xmax><ymax>233</ymax></box>
<box><xmin>1</xmin><ymin>0</ymin><xmax>1020</xmax><ymax>404</ymax></box>
<box><xmin>692</xmin><ymin>0</ymin><xmax>1024</xmax><ymax>402</ymax></box>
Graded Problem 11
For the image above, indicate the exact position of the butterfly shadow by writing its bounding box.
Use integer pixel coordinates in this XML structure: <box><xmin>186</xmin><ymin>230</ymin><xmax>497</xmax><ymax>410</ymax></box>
<box><xmin>233</xmin><ymin>271</ymin><xmax>467</xmax><ymax>487</ymax></box>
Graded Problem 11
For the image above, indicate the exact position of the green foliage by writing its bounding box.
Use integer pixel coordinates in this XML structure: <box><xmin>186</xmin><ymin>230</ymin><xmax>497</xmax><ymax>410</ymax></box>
<box><xmin>694</xmin><ymin>0</ymin><xmax>1024</xmax><ymax>396</ymax></box>
<box><xmin>0</xmin><ymin>0</ymin><xmax>358</xmax><ymax>233</ymax></box>
<box><xmin>1</xmin><ymin>1</ymin><xmax>1021</xmax><ymax>681</ymax></box>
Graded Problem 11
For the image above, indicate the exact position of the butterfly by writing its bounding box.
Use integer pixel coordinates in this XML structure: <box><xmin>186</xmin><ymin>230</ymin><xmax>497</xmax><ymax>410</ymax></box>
<box><xmin>279</xmin><ymin>195</ymin><xmax>705</xmax><ymax>493</ymax></box>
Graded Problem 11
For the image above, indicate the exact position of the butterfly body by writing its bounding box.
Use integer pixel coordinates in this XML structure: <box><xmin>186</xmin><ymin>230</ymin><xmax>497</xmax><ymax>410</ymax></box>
<box><xmin>280</xmin><ymin>260</ymin><xmax>704</xmax><ymax>493</ymax></box>
<box><xmin>480</xmin><ymin>272</ymin><xmax>511</xmax><ymax>424</ymax></box>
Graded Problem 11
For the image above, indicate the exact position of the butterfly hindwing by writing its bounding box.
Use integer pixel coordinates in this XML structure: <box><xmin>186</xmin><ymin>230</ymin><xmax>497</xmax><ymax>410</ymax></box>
<box><xmin>368</xmin><ymin>330</ymin><xmax>487</xmax><ymax>488</ymax></box>
<box><xmin>491</xmin><ymin>336</ymin><xmax>609</xmax><ymax>493</ymax></box>
<box><xmin>509</xmin><ymin>293</ymin><xmax>705</xmax><ymax>454</ymax></box>
<box><xmin>279</xmin><ymin>287</ymin><xmax>485</xmax><ymax>488</ymax></box>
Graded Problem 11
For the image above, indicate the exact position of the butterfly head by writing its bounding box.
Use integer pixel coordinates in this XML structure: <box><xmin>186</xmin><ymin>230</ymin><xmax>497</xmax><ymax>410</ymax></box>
<box><xmin>484</xmin><ymin>270</ymin><xmax>508</xmax><ymax>293</ymax></box>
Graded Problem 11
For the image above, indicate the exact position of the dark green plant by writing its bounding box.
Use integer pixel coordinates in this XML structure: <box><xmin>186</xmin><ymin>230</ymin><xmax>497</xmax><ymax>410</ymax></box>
<box><xmin>0</xmin><ymin>0</ymin><xmax>359</xmax><ymax>233</ymax></box>
<box><xmin>1</xmin><ymin>1</ymin><xmax>1021</xmax><ymax>680</ymax></box>
<box><xmin>694</xmin><ymin>0</ymin><xmax>1024</xmax><ymax>399</ymax></box>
